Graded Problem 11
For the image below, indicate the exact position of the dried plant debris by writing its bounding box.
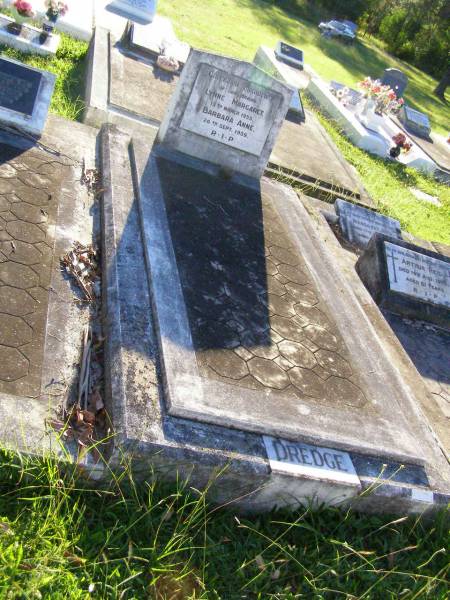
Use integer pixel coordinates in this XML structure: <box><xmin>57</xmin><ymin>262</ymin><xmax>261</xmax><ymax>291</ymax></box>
<box><xmin>81</xmin><ymin>160</ymin><xmax>103</xmax><ymax>196</ymax></box>
<box><xmin>61</xmin><ymin>242</ymin><xmax>99</xmax><ymax>302</ymax></box>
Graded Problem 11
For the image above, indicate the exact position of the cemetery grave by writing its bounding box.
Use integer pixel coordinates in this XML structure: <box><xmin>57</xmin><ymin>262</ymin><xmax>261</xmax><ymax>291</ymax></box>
<box><xmin>0</xmin><ymin>1</ymin><xmax>448</xmax><ymax>517</ymax></box>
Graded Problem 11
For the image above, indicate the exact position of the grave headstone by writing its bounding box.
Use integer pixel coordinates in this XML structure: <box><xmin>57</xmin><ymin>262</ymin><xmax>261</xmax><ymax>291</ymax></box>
<box><xmin>128</xmin><ymin>19</ymin><xmax>190</xmax><ymax>64</ymax></box>
<box><xmin>356</xmin><ymin>234</ymin><xmax>450</xmax><ymax>330</ymax></box>
<box><xmin>381</xmin><ymin>68</ymin><xmax>408</xmax><ymax>97</ymax></box>
<box><xmin>157</xmin><ymin>49</ymin><xmax>293</xmax><ymax>178</ymax></box>
<box><xmin>335</xmin><ymin>199</ymin><xmax>402</xmax><ymax>249</ymax></box>
<box><xmin>0</xmin><ymin>56</ymin><xmax>55</xmax><ymax>137</ymax></box>
<box><xmin>398</xmin><ymin>105</ymin><xmax>431</xmax><ymax>138</ymax></box>
<box><xmin>106</xmin><ymin>0</ymin><xmax>157</xmax><ymax>25</ymax></box>
<box><xmin>274</xmin><ymin>41</ymin><xmax>304</xmax><ymax>70</ymax></box>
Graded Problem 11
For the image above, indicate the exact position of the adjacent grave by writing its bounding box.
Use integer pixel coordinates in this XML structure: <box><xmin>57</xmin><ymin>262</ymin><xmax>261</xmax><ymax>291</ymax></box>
<box><xmin>356</xmin><ymin>234</ymin><xmax>450</xmax><ymax>330</ymax></box>
<box><xmin>329</xmin><ymin>81</ymin><xmax>363</xmax><ymax>107</ymax></box>
<box><xmin>126</xmin><ymin>19</ymin><xmax>190</xmax><ymax>64</ymax></box>
<box><xmin>0</xmin><ymin>13</ymin><xmax>60</xmax><ymax>56</ymax></box>
<box><xmin>106</xmin><ymin>0</ymin><xmax>156</xmax><ymax>25</ymax></box>
<box><xmin>399</xmin><ymin>105</ymin><xmax>431</xmax><ymax>138</ymax></box>
<box><xmin>157</xmin><ymin>50</ymin><xmax>293</xmax><ymax>178</ymax></box>
<box><xmin>274</xmin><ymin>42</ymin><xmax>304</xmax><ymax>70</ymax></box>
<box><xmin>0</xmin><ymin>56</ymin><xmax>55</xmax><ymax>137</ymax></box>
<box><xmin>335</xmin><ymin>198</ymin><xmax>402</xmax><ymax>249</ymax></box>
<box><xmin>381</xmin><ymin>68</ymin><xmax>408</xmax><ymax>97</ymax></box>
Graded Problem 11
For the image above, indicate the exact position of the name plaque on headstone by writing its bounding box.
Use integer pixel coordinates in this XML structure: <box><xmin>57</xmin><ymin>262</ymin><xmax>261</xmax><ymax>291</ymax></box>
<box><xmin>0</xmin><ymin>59</ymin><xmax>42</xmax><ymax>116</ymax></box>
<box><xmin>275</xmin><ymin>41</ymin><xmax>304</xmax><ymax>70</ymax></box>
<box><xmin>384</xmin><ymin>242</ymin><xmax>450</xmax><ymax>308</ymax></box>
<box><xmin>336</xmin><ymin>198</ymin><xmax>401</xmax><ymax>249</ymax></box>
<box><xmin>263</xmin><ymin>436</ymin><xmax>360</xmax><ymax>486</ymax></box>
<box><xmin>180</xmin><ymin>64</ymin><xmax>283</xmax><ymax>156</ymax></box>
<box><xmin>158</xmin><ymin>50</ymin><xmax>292</xmax><ymax>178</ymax></box>
<box><xmin>356</xmin><ymin>234</ymin><xmax>450</xmax><ymax>330</ymax></box>
<box><xmin>106</xmin><ymin>0</ymin><xmax>156</xmax><ymax>25</ymax></box>
<box><xmin>0</xmin><ymin>56</ymin><xmax>55</xmax><ymax>137</ymax></box>
<box><xmin>399</xmin><ymin>105</ymin><xmax>431</xmax><ymax>138</ymax></box>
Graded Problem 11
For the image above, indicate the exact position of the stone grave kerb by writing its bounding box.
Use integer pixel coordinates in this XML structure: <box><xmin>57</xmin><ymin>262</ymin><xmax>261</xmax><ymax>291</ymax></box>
<box><xmin>157</xmin><ymin>49</ymin><xmax>293</xmax><ymax>179</ymax></box>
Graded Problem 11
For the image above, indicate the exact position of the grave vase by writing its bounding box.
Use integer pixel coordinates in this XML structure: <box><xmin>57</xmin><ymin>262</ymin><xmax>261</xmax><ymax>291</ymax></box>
<box><xmin>8</xmin><ymin>10</ymin><xmax>31</xmax><ymax>35</ymax></box>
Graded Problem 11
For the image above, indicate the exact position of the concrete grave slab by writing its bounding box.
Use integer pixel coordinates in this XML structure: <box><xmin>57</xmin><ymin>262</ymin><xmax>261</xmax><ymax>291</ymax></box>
<box><xmin>0</xmin><ymin>114</ymin><xmax>97</xmax><ymax>454</ymax></box>
<box><xmin>335</xmin><ymin>198</ymin><xmax>401</xmax><ymax>249</ymax></box>
<box><xmin>157</xmin><ymin>49</ymin><xmax>293</xmax><ymax>178</ymax></box>
<box><xmin>0</xmin><ymin>56</ymin><xmax>55</xmax><ymax>137</ymax></box>
<box><xmin>134</xmin><ymin>139</ymin><xmax>427</xmax><ymax>466</ymax></box>
<box><xmin>100</xmin><ymin>124</ymin><xmax>450</xmax><ymax>513</ymax></box>
<box><xmin>356</xmin><ymin>234</ymin><xmax>450</xmax><ymax>331</ymax></box>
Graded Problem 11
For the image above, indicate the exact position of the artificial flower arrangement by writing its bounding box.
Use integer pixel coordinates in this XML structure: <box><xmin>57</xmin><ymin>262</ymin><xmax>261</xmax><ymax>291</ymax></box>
<box><xmin>357</xmin><ymin>77</ymin><xmax>404</xmax><ymax>116</ymax></box>
<box><xmin>12</xmin><ymin>0</ymin><xmax>35</xmax><ymax>18</ymax></box>
<box><xmin>390</xmin><ymin>132</ymin><xmax>413</xmax><ymax>158</ymax></box>
<box><xmin>45</xmin><ymin>0</ymin><xmax>68</xmax><ymax>21</ymax></box>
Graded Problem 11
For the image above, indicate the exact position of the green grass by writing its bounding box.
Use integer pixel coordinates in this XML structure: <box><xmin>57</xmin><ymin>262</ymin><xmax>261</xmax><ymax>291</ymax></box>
<box><xmin>0</xmin><ymin>447</ymin><xmax>448</xmax><ymax>599</ymax></box>
<box><xmin>159</xmin><ymin>0</ymin><xmax>448</xmax><ymax>136</ymax></box>
<box><xmin>0</xmin><ymin>30</ymin><xmax>88</xmax><ymax>121</ymax></box>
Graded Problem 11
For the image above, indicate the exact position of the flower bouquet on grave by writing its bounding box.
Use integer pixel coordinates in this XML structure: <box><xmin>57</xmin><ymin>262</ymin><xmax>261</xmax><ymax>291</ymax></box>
<box><xmin>390</xmin><ymin>132</ymin><xmax>413</xmax><ymax>158</ymax></box>
<box><xmin>9</xmin><ymin>0</ymin><xmax>35</xmax><ymax>35</ymax></box>
<box><xmin>40</xmin><ymin>0</ymin><xmax>68</xmax><ymax>44</ymax></box>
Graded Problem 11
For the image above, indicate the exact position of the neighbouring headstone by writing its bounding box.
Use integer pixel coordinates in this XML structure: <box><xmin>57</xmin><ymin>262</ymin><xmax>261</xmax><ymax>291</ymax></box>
<box><xmin>274</xmin><ymin>41</ymin><xmax>304</xmax><ymax>70</ymax></box>
<box><xmin>381</xmin><ymin>68</ymin><xmax>408</xmax><ymax>97</ymax></box>
<box><xmin>157</xmin><ymin>49</ymin><xmax>293</xmax><ymax>178</ymax></box>
<box><xmin>0</xmin><ymin>56</ymin><xmax>56</xmax><ymax>137</ymax></box>
<box><xmin>128</xmin><ymin>19</ymin><xmax>190</xmax><ymax>64</ymax></box>
<box><xmin>106</xmin><ymin>0</ymin><xmax>157</xmax><ymax>25</ymax></box>
<box><xmin>356</xmin><ymin>234</ymin><xmax>450</xmax><ymax>330</ymax></box>
<box><xmin>399</xmin><ymin>105</ymin><xmax>431</xmax><ymax>138</ymax></box>
<box><xmin>335</xmin><ymin>199</ymin><xmax>401</xmax><ymax>249</ymax></box>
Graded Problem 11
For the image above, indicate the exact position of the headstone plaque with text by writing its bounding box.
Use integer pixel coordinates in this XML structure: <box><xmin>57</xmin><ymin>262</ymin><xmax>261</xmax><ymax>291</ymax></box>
<box><xmin>0</xmin><ymin>56</ymin><xmax>55</xmax><ymax>137</ymax></box>
<box><xmin>399</xmin><ymin>105</ymin><xmax>431</xmax><ymax>138</ymax></box>
<box><xmin>336</xmin><ymin>198</ymin><xmax>401</xmax><ymax>249</ymax></box>
<box><xmin>356</xmin><ymin>234</ymin><xmax>450</xmax><ymax>330</ymax></box>
<box><xmin>106</xmin><ymin>0</ymin><xmax>156</xmax><ymax>25</ymax></box>
<box><xmin>275</xmin><ymin>41</ymin><xmax>304</xmax><ymax>70</ymax></box>
<box><xmin>157</xmin><ymin>49</ymin><xmax>293</xmax><ymax>178</ymax></box>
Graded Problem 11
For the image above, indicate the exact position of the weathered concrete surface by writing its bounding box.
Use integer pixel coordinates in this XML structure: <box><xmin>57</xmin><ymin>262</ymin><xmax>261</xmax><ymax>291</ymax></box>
<box><xmin>270</xmin><ymin>115</ymin><xmax>370</xmax><ymax>204</ymax></box>
<box><xmin>0</xmin><ymin>115</ymin><xmax>97</xmax><ymax>453</ymax></box>
<box><xmin>100</xmin><ymin>123</ymin><xmax>450</xmax><ymax>513</ymax></box>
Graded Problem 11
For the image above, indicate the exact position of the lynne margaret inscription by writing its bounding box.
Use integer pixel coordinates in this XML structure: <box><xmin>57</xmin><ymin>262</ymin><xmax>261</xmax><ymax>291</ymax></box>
<box><xmin>180</xmin><ymin>63</ymin><xmax>282</xmax><ymax>156</ymax></box>
<box><xmin>385</xmin><ymin>242</ymin><xmax>450</xmax><ymax>308</ymax></box>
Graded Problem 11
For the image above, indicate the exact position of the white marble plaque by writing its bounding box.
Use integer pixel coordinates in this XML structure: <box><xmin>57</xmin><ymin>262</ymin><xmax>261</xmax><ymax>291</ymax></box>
<box><xmin>263</xmin><ymin>436</ymin><xmax>360</xmax><ymax>486</ymax></box>
<box><xmin>180</xmin><ymin>63</ymin><xmax>282</xmax><ymax>156</ymax></box>
<box><xmin>384</xmin><ymin>242</ymin><xmax>450</xmax><ymax>308</ymax></box>
<box><xmin>106</xmin><ymin>0</ymin><xmax>156</xmax><ymax>25</ymax></box>
<box><xmin>336</xmin><ymin>199</ymin><xmax>401</xmax><ymax>248</ymax></box>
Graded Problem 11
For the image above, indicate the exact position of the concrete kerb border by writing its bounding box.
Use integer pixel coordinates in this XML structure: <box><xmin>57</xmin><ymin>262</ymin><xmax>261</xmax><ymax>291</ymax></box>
<box><xmin>98</xmin><ymin>122</ymin><xmax>449</xmax><ymax>514</ymax></box>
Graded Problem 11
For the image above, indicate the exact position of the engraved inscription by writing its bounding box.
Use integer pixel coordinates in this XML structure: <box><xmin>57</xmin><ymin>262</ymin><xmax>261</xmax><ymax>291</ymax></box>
<box><xmin>180</xmin><ymin>64</ymin><xmax>282</xmax><ymax>155</ymax></box>
<box><xmin>385</xmin><ymin>242</ymin><xmax>450</xmax><ymax>308</ymax></box>
<box><xmin>337</xmin><ymin>199</ymin><xmax>401</xmax><ymax>248</ymax></box>
<box><xmin>0</xmin><ymin>59</ymin><xmax>42</xmax><ymax>117</ymax></box>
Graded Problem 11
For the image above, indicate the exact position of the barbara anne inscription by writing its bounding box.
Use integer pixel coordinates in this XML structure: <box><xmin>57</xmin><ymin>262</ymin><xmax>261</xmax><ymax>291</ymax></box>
<box><xmin>385</xmin><ymin>242</ymin><xmax>450</xmax><ymax>308</ymax></box>
<box><xmin>180</xmin><ymin>64</ymin><xmax>282</xmax><ymax>156</ymax></box>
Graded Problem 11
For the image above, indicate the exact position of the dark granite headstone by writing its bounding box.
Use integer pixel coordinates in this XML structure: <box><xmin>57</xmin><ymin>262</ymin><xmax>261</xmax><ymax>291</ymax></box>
<box><xmin>0</xmin><ymin>57</ymin><xmax>42</xmax><ymax>116</ymax></box>
<box><xmin>335</xmin><ymin>199</ymin><xmax>401</xmax><ymax>249</ymax></box>
<box><xmin>398</xmin><ymin>105</ymin><xmax>431</xmax><ymax>139</ymax></box>
<box><xmin>356</xmin><ymin>234</ymin><xmax>450</xmax><ymax>330</ymax></box>
<box><xmin>0</xmin><ymin>56</ymin><xmax>55</xmax><ymax>137</ymax></box>
<box><xmin>275</xmin><ymin>42</ymin><xmax>304</xmax><ymax>70</ymax></box>
<box><xmin>381</xmin><ymin>68</ymin><xmax>408</xmax><ymax>97</ymax></box>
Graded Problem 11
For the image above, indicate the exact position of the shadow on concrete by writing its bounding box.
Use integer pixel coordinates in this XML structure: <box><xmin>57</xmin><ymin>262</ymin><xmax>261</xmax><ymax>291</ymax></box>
<box><xmin>155</xmin><ymin>156</ymin><xmax>271</xmax><ymax>351</ymax></box>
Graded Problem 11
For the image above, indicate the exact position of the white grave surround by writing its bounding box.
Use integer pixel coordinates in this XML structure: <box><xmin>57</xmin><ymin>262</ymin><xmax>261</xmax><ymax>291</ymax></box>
<box><xmin>384</xmin><ymin>242</ymin><xmax>450</xmax><ymax>309</ymax></box>
<box><xmin>336</xmin><ymin>198</ymin><xmax>401</xmax><ymax>248</ymax></box>
<box><xmin>263</xmin><ymin>436</ymin><xmax>360</xmax><ymax>487</ymax></box>
<box><xmin>157</xmin><ymin>50</ymin><xmax>293</xmax><ymax>179</ymax></box>
<box><xmin>105</xmin><ymin>0</ymin><xmax>157</xmax><ymax>25</ymax></box>
<box><xmin>0</xmin><ymin>13</ymin><xmax>60</xmax><ymax>56</ymax></box>
<box><xmin>0</xmin><ymin>57</ymin><xmax>56</xmax><ymax>137</ymax></box>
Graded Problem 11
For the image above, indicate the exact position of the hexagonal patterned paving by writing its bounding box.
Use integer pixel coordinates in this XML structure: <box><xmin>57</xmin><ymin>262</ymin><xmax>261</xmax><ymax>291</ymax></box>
<box><xmin>161</xmin><ymin>162</ymin><xmax>368</xmax><ymax>411</ymax></box>
<box><xmin>0</xmin><ymin>142</ymin><xmax>69</xmax><ymax>397</ymax></box>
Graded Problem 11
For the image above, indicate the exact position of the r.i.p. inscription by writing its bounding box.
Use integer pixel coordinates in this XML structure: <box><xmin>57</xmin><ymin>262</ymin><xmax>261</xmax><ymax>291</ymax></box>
<box><xmin>180</xmin><ymin>63</ymin><xmax>283</xmax><ymax>156</ymax></box>
<box><xmin>385</xmin><ymin>242</ymin><xmax>450</xmax><ymax>308</ymax></box>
